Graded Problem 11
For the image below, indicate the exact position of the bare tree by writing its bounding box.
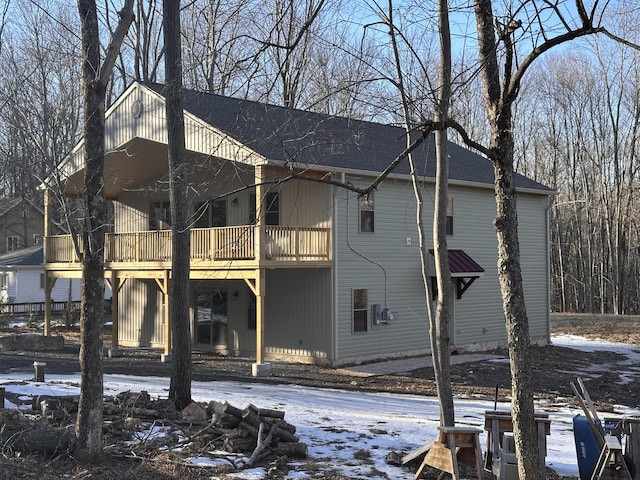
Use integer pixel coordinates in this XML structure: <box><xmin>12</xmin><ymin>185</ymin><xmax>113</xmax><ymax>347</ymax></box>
<box><xmin>457</xmin><ymin>1</ymin><xmax>640</xmax><ymax>477</ymax></box>
<box><xmin>75</xmin><ymin>0</ymin><xmax>133</xmax><ymax>464</ymax></box>
<box><xmin>163</xmin><ymin>0</ymin><xmax>192</xmax><ymax>410</ymax></box>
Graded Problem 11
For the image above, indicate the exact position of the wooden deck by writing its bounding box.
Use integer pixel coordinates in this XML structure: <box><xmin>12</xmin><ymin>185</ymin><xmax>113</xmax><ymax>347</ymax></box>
<box><xmin>44</xmin><ymin>225</ymin><xmax>331</xmax><ymax>270</ymax></box>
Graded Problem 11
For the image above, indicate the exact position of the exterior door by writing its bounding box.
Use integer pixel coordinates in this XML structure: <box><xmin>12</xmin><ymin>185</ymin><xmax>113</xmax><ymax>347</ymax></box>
<box><xmin>195</xmin><ymin>290</ymin><xmax>228</xmax><ymax>348</ymax></box>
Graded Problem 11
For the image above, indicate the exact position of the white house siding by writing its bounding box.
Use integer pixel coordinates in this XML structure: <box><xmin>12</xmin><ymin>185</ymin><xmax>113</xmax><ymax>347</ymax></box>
<box><xmin>334</xmin><ymin>175</ymin><xmax>551</xmax><ymax>365</ymax></box>
<box><xmin>0</xmin><ymin>267</ymin><xmax>80</xmax><ymax>304</ymax></box>
<box><xmin>263</xmin><ymin>268</ymin><xmax>333</xmax><ymax>363</ymax></box>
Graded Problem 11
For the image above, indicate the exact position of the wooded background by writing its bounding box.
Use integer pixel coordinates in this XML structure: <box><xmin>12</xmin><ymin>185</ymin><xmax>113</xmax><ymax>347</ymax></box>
<box><xmin>0</xmin><ymin>0</ymin><xmax>638</xmax><ymax>315</ymax></box>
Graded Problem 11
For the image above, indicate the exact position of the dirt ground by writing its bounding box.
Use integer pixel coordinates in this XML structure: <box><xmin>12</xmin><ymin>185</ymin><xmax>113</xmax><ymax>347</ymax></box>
<box><xmin>1</xmin><ymin>313</ymin><xmax>639</xmax><ymax>479</ymax></box>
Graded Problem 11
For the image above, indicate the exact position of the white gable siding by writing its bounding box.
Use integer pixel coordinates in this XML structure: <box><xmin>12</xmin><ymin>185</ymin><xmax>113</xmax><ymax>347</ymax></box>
<box><xmin>334</xmin><ymin>174</ymin><xmax>550</xmax><ymax>365</ymax></box>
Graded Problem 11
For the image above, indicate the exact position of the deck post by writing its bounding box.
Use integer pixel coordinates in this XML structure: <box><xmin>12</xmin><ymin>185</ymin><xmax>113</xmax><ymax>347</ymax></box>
<box><xmin>252</xmin><ymin>267</ymin><xmax>270</xmax><ymax>376</ymax></box>
<box><xmin>44</xmin><ymin>275</ymin><xmax>52</xmax><ymax>336</ymax></box>
<box><xmin>108</xmin><ymin>272</ymin><xmax>120</xmax><ymax>357</ymax></box>
<box><xmin>161</xmin><ymin>270</ymin><xmax>172</xmax><ymax>362</ymax></box>
<box><xmin>43</xmin><ymin>189</ymin><xmax>52</xmax><ymax>336</ymax></box>
<box><xmin>252</xmin><ymin>165</ymin><xmax>270</xmax><ymax>376</ymax></box>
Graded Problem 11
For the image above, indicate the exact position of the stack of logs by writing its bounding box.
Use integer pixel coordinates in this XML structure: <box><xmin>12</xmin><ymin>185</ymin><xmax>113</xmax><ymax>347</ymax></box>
<box><xmin>0</xmin><ymin>389</ymin><xmax>307</xmax><ymax>468</ymax></box>
<box><xmin>209</xmin><ymin>400</ymin><xmax>308</xmax><ymax>463</ymax></box>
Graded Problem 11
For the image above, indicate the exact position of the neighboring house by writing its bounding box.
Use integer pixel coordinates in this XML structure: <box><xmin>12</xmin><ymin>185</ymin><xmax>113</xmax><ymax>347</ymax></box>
<box><xmin>0</xmin><ymin>197</ymin><xmax>46</xmax><ymax>254</ymax></box>
<box><xmin>43</xmin><ymin>81</ymin><xmax>554</xmax><ymax>372</ymax></box>
<box><xmin>0</xmin><ymin>244</ymin><xmax>80</xmax><ymax>305</ymax></box>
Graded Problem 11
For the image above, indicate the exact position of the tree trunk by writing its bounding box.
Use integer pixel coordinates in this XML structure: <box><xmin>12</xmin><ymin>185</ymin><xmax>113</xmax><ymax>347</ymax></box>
<box><xmin>164</xmin><ymin>0</ymin><xmax>192</xmax><ymax>410</ymax></box>
<box><xmin>474</xmin><ymin>1</ymin><xmax>541</xmax><ymax>478</ymax></box>
<box><xmin>75</xmin><ymin>0</ymin><xmax>134</xmax><ymax>464</ymax></box>
<box><xmin>386</xmin><ymin>0</ymin><xmax>455</xmax><ymax>425</ymax></box>
<box><xmin>76</xmin><ymin>0</ymin><xmax>106</xmax><ymax>464</ymax></box>
<box><xmin>432</xmin><ymin>0</ymin><xmax>455</xmax><ymax>427</ymax></box>
<box><xmin>493</xmin><ymin>138</ymin><xmax>541</xmax><ymax>480</ymax></box>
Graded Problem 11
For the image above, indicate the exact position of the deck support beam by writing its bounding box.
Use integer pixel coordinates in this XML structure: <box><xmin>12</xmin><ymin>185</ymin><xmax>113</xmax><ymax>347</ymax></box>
<box><xmin>43</xmin><ymin>275</ymin><xmax>54</xmax><ymax>336</ymax></box>
<box><xmin>252</xmin><ymin>165</ymin><xmax>270</xmax><ymax>377</ymax></box>
<box><xmin>156</xmin><ymin>270</ymin><xmax>171</xmax><ymax>362</ymax></box>
<box><xmin>106</xmin><ymin>272</ymin><xmax>121</xmax><ymax>357</ymax></box>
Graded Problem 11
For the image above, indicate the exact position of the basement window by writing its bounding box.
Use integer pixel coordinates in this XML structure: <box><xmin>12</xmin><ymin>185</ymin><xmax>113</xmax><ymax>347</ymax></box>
<box><xmin>353</xmin><ymin>288</ymin><xmax>368</xmax><ymax>332</ymax></box>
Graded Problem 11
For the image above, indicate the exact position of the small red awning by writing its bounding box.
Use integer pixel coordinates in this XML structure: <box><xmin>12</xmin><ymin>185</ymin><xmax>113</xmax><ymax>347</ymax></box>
<box><xmin>446</xmin><ymin>249</ymin><xmax>485</xmax><ymax>276</ymax></box>
<box><xmin>429</xmin><ymin>249</ymin><xmax>484</xmax><ymax>299</ymax></box>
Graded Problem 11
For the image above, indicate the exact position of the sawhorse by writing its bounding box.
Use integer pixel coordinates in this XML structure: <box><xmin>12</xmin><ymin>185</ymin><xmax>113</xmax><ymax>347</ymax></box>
<box><xmin>414</xmin><ymin>426</ymin><xmax>484</xmax><ymax>480</ymax></box>
<box><xmin>591</xmin><ymin>435</ymin><xmax>632</xmax><ymax>480</ymax></box>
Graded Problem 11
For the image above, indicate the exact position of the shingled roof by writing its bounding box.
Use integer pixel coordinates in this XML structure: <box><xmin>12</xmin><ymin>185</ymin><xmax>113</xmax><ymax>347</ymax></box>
<box><xmin>0</xmin><ymin>245</ymin><xmax>43</xmax><ymax>267</ymax></box>
<box><xmin>144</xmin><ymin>82</ymin><xmax>552</xmax><ymax>193</ymax></box>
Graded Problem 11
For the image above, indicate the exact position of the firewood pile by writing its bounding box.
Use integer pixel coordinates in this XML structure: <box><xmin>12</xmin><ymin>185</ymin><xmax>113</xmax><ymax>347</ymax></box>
<box><xmin>1</xmin><ymin>389</ymin><xmax>308</xmax><ymax>473</ymax></box>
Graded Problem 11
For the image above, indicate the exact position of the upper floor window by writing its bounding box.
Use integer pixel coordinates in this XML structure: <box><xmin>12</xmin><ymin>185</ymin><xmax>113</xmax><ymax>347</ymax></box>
<box><xmin>250</xmin><ymin>192</ymin><xmax>280</xmax><ymax>225</ymax></box>
<box><xmin>353</xmin><ymin>288</ymin><xmax>368</xmax><ymax>332</ymax></box>
<box><xmin>194</xmin><ymin>199</ymin><xmax>227</xmax><ymax>228</ymax></box>
<box><xmin>150</xmin><ymin>201</ymin><xmax>171</xmax><ymax>230</ymax></box>
<box><xmin>6</xmin><ymin>235</ymin><xmax>19</xmax><ymax>251</ymax></box>
<box><xmin>265</xmin><ymin>191</ymin><xmax>279</xmax><ymax>226</ymax></box>
<box><xmin>446</xmin><ymin>197</ymin><xmax>454</xmax><ymax>236</ymax></box>
<box><xmin>359</xmin><ymin>193</ymin><xmax>374</xmax><ymax>233</ymax></box>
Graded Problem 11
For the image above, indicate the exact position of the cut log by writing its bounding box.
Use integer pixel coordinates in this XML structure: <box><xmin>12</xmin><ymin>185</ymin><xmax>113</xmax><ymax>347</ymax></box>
<box><xmin>255</xmin><ymin>407</ymin><xmax>285</xmax><ymax>419</ymax></box>
<box><xmin>238</xmin><ymin>420</ymin><xmax>259</xmax><ymax>437</ymax></box>
<box><xmin>241</xmin><ymin>407</ymin><xmax>262</xmax><ymax>428</ymax></box>
<box><xmin>209</xmin><ymin>400</ymin><xmax>243</xmax><ymax>420</ymax></box>
<box><xmin>0</xmin><ymin>410</ymin><xmax>73</xmax><ymax>455</ymax></box>
<box><xmin>272</xmin><ymin>425</ymin><xmax>299</xmax><ymax>443</ymax></box>
<box><xmin>275</xmin><ymin>441</ymin><xmax>308</xmax><ymax>458</ymax></box>
<box><xmin>223</xmin><ymin>436</ymin><xmax>256</xmax><ymax>453</ymax></box>
<box><xmin>215</xmin><ymin>412</ymin><xmax>241</xmax><ymax>429</ymax></box>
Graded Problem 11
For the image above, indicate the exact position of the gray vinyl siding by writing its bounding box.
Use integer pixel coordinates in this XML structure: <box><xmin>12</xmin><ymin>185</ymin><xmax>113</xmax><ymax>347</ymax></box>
<box><xmin>264</xmin><ymin>269</ymin><xmax>333</xmax><ymax>362</ymax></box>
<box><xmin>517</xmin><ymin>193</ymin><xmax>551</xmax><ymax>342</ymax></box>
<box><xmin>335</xmin><ymin>179</ymin><xmax>433</xmax><ymax>364</ymax></box>
<box><xmin>334</xmin><ymin>175</ymin><xmax>551</xmax><ymax>365</ymax></box>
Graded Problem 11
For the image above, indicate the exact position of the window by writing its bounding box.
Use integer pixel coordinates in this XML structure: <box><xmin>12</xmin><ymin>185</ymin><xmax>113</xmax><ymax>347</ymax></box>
<box><xmin>359</xmin><ymin>193</ymin><xmax>374</xmax><ymax>232</ymax></box>
<box><xmin>40</xmin><ymin>273</ymin><xmax>45</xmax><ymax>289</ymax></box>
<box><xmin>446</xmin><ymin>197</ymin><xmax>454</xmax><ymax>235</ymax></box>
<box><xmin>249</xmin><ymin>194</ymin><xmax>256</xmax><ymax>224</ymax></box>
<box><xmin>0</xmin><ymin>273</ymin><xmax>7</xmax><ymax>290</ymax></box>
<box><xmin>265</xmin><ymin>192</ymin><xmax>279</xmax><ymax>226</ymax></box>
<box><xmin>249</xmin><ymin>192</ymin><xmax>279</xmax><ymax>225</ymax></box>
<box><xmin>6</xmin><ymin>236</ymin><xmax>20</xmax><ymax>251</ymax></box>
<box><xmin>150</xmin><ymin>201</ymin><xmax>171</xmax><ymax>230</ymax></box>
<box><xmin>194</xmin><ymin>199</ymin><xmax>227</xmax><ymax>228</ymax></box>
<box><xmin>353</xmin><ymin>288</ymin><xmax>368</xmax><ymax>332</ymax></box>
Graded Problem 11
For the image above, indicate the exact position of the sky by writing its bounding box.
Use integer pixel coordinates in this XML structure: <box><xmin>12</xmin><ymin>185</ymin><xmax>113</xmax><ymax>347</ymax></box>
<box><xmin>2</xmin><ymin>334</ymin><xmax>640</xmax><ymax>479</ymax></box>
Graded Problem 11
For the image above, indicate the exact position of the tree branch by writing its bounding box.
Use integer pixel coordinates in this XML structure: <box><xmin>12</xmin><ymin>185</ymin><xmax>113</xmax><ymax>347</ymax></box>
<box><xmin>98</xmin><ymin>0</ymin><xmax>135</xmax><ymax>86</ymax></box>
<box><xmin>600</xmin><ymin>28</ymin><xmax>640</xmax><ymax>51</ymax></box>
<box><xmin>446</xmin><ymin>119</ymin><xmax>492</xmax><ymax>158</ymax></box>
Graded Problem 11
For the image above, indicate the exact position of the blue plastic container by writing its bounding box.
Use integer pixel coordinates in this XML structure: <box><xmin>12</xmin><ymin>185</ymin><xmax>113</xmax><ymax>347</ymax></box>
<box><xmin>573</xmin><ymin>415</ymin><xmax>601</xmax><ymax>480</ymax></box>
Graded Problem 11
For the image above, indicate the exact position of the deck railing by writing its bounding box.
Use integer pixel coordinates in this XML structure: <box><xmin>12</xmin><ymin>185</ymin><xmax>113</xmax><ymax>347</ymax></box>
<box><xmin>45</xmin><ymin>225</ymin><xmax>330</xmax><ymax>265</ymax></box>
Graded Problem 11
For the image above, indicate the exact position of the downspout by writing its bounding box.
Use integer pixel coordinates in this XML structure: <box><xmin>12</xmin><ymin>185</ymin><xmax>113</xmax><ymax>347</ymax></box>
<box><xmin>331</xmin><ymin>172</ymin><xmax>344</xmax><ymax>364</ymax></box>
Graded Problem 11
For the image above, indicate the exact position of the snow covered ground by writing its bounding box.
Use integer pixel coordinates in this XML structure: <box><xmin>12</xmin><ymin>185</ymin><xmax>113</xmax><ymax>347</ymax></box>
<box><xmin>2</xmin><ymin>334</ymin><xmax>639</xmax><ymax>479</ymax></box>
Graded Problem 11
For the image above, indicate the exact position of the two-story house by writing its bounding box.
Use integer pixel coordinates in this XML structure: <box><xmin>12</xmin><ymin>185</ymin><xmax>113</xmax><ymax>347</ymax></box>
<box><xmin>0</xmin><ymin>197</ymin><xmax>45</xmax><ymax>254</ymax></box>
<box><xmin>42</xmin><ymin>81</ymin><xmax>553</xmax><ymax>375</ymax></box>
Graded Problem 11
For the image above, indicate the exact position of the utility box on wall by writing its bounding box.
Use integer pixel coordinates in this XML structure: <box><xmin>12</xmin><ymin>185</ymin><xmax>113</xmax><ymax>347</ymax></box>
<box><xmin>372</xmin><ymin>304</ymin><xmax>381</xmax><ymax>325</ymax></box>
